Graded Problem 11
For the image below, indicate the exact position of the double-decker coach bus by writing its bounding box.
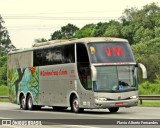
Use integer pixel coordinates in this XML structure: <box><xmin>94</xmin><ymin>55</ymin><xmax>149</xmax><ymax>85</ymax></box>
<box><xmin>7</xmin><ymin>37</ymin><xmax>147</xmax><ymax>113</ymax></box>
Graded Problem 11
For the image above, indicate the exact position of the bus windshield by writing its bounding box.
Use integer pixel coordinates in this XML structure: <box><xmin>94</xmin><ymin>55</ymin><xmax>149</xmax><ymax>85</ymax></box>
<box><xmin>88</xmin><ymin>42</ymin><xmax>135</xmax><ymax>64</ymax></box>
<box><xmin>93</xmin><ymin>65</ymin><xmax>138</xmax><ymax>92</ymax></box>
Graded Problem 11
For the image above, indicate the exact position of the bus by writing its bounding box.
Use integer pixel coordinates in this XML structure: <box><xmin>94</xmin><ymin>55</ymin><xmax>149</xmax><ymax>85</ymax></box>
<box><xmin>7</xmin><ymin>37</ymin><xmax>147</xmax><ymax>113</ymax></box>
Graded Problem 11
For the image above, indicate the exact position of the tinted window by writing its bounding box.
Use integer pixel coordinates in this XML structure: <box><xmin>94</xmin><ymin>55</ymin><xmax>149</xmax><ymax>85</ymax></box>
<box><xmin>33</xmin><ymin>44</ymin><xmax>75</xmax><ymax>66</ymax></box>
<box><xmin>77</xmin><ymin>43</ymin><xmax>92</xmax><ymax>90</ymax></box>
<box><xmin>33</xmin><ymin>49</ymin><xmax>43</xmax><ymax>66</ymax></box>
<box><xmin>44</xmin><ymin>46</ymin><xmax>63</xmax><ymax>65</ymax></box>
<box><xmin>88</xmin><ymin>42</ymin><xmax>135</xmax><ymax>63</ymax></box>
<box><xmin>63</xmin><ymin>44</ymin><xmax>75</xmax><ymax>63</ymax></box>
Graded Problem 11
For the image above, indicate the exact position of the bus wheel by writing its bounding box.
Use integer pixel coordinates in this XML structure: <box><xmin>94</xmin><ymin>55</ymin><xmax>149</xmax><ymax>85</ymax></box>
<box><xmin>27</xmin><ymin>95</ymin><xmax>34</xmax><ymax>110</ymax></box>
<box><xmin>71</xmin><ymin>96</ymin><xmax>83</xmax><ymax>113</ymax></box>
<box><xmin>108</xmin><ymin>107</ymin><xmax>119</xmax><ymax>113</ymax></box>
<box><xmin>20</xmin><ymin>95</ymin><xmax>27</xmax><ymax>110</ymax></box>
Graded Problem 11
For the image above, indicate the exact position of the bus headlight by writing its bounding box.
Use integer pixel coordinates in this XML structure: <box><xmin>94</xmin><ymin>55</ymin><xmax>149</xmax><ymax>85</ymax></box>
<box><xmin>130</xmin><ymin>96</ymin><xmax>138</xmax><ymax>99</ymax></box>
<box><xmin>97</xmin><ymin>98</ymin><xmax>108</xmax><ymax>101</ymax></box>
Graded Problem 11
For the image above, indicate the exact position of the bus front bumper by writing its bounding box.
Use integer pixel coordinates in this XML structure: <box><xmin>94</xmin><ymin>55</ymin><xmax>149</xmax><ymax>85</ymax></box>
<box><xmin>94</xmin><ymin>98</ymin><xmax>138</xmax><ymax>108</ymax></box>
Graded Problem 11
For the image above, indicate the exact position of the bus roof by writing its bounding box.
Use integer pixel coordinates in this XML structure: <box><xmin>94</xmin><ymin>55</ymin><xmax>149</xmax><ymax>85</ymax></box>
<box><xmin>8</xmin><ymin>37</ymin><xmax>128</xmax><ymax>54</ymax></box>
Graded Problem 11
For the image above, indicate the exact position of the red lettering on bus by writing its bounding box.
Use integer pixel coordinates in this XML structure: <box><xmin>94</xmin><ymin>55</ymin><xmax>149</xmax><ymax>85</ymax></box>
<box><xmin>103</xmin><ymin>46</ymin><xmax>111</xmax><ymax>57</ymax></box>
<box><xmin>112</xmin><ymin>46</ymin><xmax>124</xmax><ymax>56</ymax></box>
<box><xmin>103</xmin><ymin>45</ymin><xmax>124</xmax><ymax>57</ymax></box>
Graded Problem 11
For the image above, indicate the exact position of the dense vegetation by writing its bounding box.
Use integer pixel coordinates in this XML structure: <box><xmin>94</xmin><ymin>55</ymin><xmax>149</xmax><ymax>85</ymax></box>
<box><xmin>0</xmin><ymin>15</ymin><xmax>15</xmax><ymax>86</ymax></box>
<box><xmin>0</xmin><ymin>3</ymin><xmax>160</xmax><ymax>92</ymax></box>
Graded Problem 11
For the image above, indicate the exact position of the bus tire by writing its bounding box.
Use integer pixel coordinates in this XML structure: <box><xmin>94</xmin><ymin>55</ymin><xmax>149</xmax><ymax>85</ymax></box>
<box><xmin>27</xmin><ymin>95</ymin><xmax>34</xmax><ymax>110</ymax></box>
<box><xmin>71</xmin><ymin>95</ymin><xmax>84</xmax><ymax>113</ymax></box>
<box><xmin>108</xmin><ymin>107</ymin><xmax>119</xmax><ymax>113</ymax></box>
<box><xmin>20</xmin><ymin>95</ymin><xmax>27</xmax><ymax>110</ymax></box>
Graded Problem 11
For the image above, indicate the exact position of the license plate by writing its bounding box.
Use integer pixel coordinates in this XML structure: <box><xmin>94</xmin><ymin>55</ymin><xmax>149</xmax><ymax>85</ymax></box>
<box><xmin>115</xmin><ymin>102</ymin><xmax>123</xmax><ymax>106</ymax></box>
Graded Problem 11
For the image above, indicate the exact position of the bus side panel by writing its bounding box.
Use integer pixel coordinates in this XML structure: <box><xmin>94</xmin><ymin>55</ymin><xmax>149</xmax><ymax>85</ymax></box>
<box><xmin>76</xmin><ymin>80</ymin><xmax>95</xmax><ymax>108</ymax></box>
<box><xmin>38</xmin><ymin>63</ymin><xmax>95</xmax><ymax>108</ymax></box>
<box><xmin>8</xmin><ymin>67</ymin><xmax>39</xmax><ymax>105</ymax></box>
<box><xmin>38</xmin><ymin>64</ymin><xmax>77</xmax><ymax>106</ymax></box>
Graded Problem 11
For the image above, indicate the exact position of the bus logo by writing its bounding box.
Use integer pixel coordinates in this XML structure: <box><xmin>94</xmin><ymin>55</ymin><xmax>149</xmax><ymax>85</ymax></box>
<box><xmin>90</xmin><ymin>46</ymin><xmax>95</xmax><ymax>54</ymax></box>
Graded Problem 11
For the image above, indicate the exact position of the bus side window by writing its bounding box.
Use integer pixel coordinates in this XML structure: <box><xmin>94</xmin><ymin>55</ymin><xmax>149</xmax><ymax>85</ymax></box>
<box><xmin>63</xmin><ymin>44</ymin><xmax>75</xmax><ymax>63</ymax></box>
<box><xmin>33</xmin><ymin>49</ymin><xmax>43</xmax><ymax>66</ymax></box>
<box><xmin>76</xmin><ymin>43</ymin><xmax>92</xmax><ymax>90</ymax></box>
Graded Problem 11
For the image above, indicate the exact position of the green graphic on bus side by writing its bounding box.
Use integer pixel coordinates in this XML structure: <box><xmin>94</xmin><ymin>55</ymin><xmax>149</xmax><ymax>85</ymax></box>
<box><xmin>8</xmin><ymin>67</ymin><xmax>39</xmax><ymax>104</ymax></box>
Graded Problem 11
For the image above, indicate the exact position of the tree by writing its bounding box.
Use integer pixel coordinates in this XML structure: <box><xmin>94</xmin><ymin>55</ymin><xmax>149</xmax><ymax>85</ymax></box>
<box><xmin>34</xmin><ymin>38</ymin><xmax>47</xmax><ymax>43</ymax></box>
<box><xmin>92</xmin><ymin>22</ymin><xmax>109</xmax><ymax>37</ymax></box>
<box><xmin>51</xmin><ymin>30</ymin><xmax>63</xmax><ymax>40</ymax></box>
<box><xmin>120</xmin><ymin>2</ymin><xmax>160</xmax><ymax>44</ymax></box>
<box><xmin>0</xmin><ymin>15</ymin><xmax>15</xmax><ymax>55</ymax></box>
<box><xmin>0</xmin><ymin>56</ymin><xmax>7</xmax><ymax>85</ymax></box>
<box><xmin>50</xmin><ymin>24</ymin><xmax>79</xmax><ymax>40</ymax></box>
<box><xmin>154</xmin><ymin>27</ymin><xmax>160</xmax><ymax>37</ymax></box>
<box><xmin>104</xmin><ymin>20</ymin><xmax>122</xmax><ymax>37</ymax></box>
<box><xmin>132</xmin><ymin>37</ymin><xmax>160</xmax><ymax>82</ymax></box>
<box><xmin>121</xmin><ymin>25</ymin><xmax>134</xmax><ymax>44</ymax></box>
<box><xmin>61</xmin><ymin>23</ymin><xmax>79</xmax><ymax>39</ymax></box>
<box><xmin>0</xmin><ymin>15</ymin><xmax>15</xmax><ymax>86</ymax></box>
<box><xmin>75</xmin><ymin>24</ymin><xmax>96</xmax><ymax>38</ymax></box>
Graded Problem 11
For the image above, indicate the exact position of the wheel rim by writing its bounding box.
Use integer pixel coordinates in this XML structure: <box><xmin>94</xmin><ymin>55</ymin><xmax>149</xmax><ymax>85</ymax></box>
<box><xmin>73</xmin><ymin>98</ymin><xmax>79</xmax><ymax>111</ymax></box>
<box><xmin>21</xmin><ymin>97</ymin><xmax>25</xmax><ymax>109</ymax></box>
<box><xmin>28</xmin><ymin>97</ymin><xmax>33</xmax><ymax>109</ymax></box>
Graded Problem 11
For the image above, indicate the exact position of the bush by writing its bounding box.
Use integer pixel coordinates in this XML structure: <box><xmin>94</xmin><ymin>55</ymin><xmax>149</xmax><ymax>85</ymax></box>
<box><xmin>139</xmin><ymin>81</ymin><xmax>160</xmax><ymax>95</ymax></box>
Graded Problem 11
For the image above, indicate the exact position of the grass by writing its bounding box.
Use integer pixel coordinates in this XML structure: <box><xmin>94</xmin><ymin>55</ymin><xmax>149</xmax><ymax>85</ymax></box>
<box><xmin>138</xmin><ymin>101</ymin><xmax>160</xmax><ymax>107</ymax></box>
<box><xmin>138</xmin><ymin>81</ymin><xmax>160</xmax><ymax>95</ymax></box>
<box><xmin>0</xmin><ymin>85</ymin><xmax>9</xmax><ymax>102</ymax></box>
<box><xmin>0</xmin><ymin>85</ymin><xmax>8</xmax><ymax>96</ymax></box>
<box><xmin>0</xmin><ymin>98</ymin><xmax>9</xmax><ymax>102</ymax></box>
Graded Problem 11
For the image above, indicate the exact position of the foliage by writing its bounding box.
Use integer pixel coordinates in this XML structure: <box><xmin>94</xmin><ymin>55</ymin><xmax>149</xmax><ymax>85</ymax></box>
<box><xmin>103</xmin><ymin>20</ymin><xmax>122</xmax><ymax>37</ymax></box>
<box><xmin>138</xmin><ymin>81</ymin><xmax>160</xmax><ymax>95</ymax></box>
<box><xmin>0</xmin><ymin>85</ymin><xmax>9</xmax><ymax>102</ymax></box>
<box><xmin>138</xmin><ymin>101</ymin><xmax>160</xmax><ymax>107</ymax></box>
<box><xmin>0</xmin><ymin>15</ymin><xmax>15</xmax><ymax>55</ymax></box>
<box><xmin>120</xmin><ymin>2</ymin><xmax>160</xmax><ymax>44</ymax></box>
<box><xmin>0</xmin><ymin>56</ymin><xmax>7</xmax><ymax>85</ymax></box>
<box><xmin>132</xmin><ymin>37</ymin><xmax>160</xmax><ymax>82</ymax></box>
<box><xmin>34</xmin><ymin>38</ymin><xmax>47</xmax><ymax>43</ymax></box>
<box><xmin>75</xmin><ymin>24</ymin><xmax>96</xmax><ymax>38</ymax></box>
<box><xmin>51</xmin><ymin>30</ymin><xmax>63</xmax><ymax>40</ymax></box>
<box><xmin>0</xmin><ymin>15</ymin><xmax>15</xmax><ymax>87</ymax></box>
<box><xmin>50</xmin><ymin>23</ymin><xmax>79</xmax><ymax>40</ymax></box>
<box><xmin>92</xmin><ymin>22</ymin><xmax>109</xmax><ymax>37</ymax></box>
<box><xmin>0</xmin><ymin>85</ymin><xmax>8</xmax><ymax>96</ymax></box>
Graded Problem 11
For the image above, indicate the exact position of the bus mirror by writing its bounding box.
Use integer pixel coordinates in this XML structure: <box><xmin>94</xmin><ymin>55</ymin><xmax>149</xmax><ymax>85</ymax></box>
<box><xmin>91</xmin><ymin>65</ymin><xmax>97</xmax><ymax>81</ymax></box>
<box><xmin>138</xmin><ymin>63</ymin><xmax>147</xmax><ymax>79</ymax></box>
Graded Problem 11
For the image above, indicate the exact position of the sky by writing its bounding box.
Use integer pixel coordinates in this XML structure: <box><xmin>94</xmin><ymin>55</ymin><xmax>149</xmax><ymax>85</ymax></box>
<box><xmin>0</xmin><ymin>0</ymin><xmax>160</xmax><ymax>49</ymax></box>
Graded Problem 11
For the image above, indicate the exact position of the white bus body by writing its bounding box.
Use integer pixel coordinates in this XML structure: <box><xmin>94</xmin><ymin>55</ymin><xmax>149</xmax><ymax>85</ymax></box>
<box><xmin>7</xmin><ymin>37</ymin><xmax>146</xmax><ymax>113</ymax></box>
